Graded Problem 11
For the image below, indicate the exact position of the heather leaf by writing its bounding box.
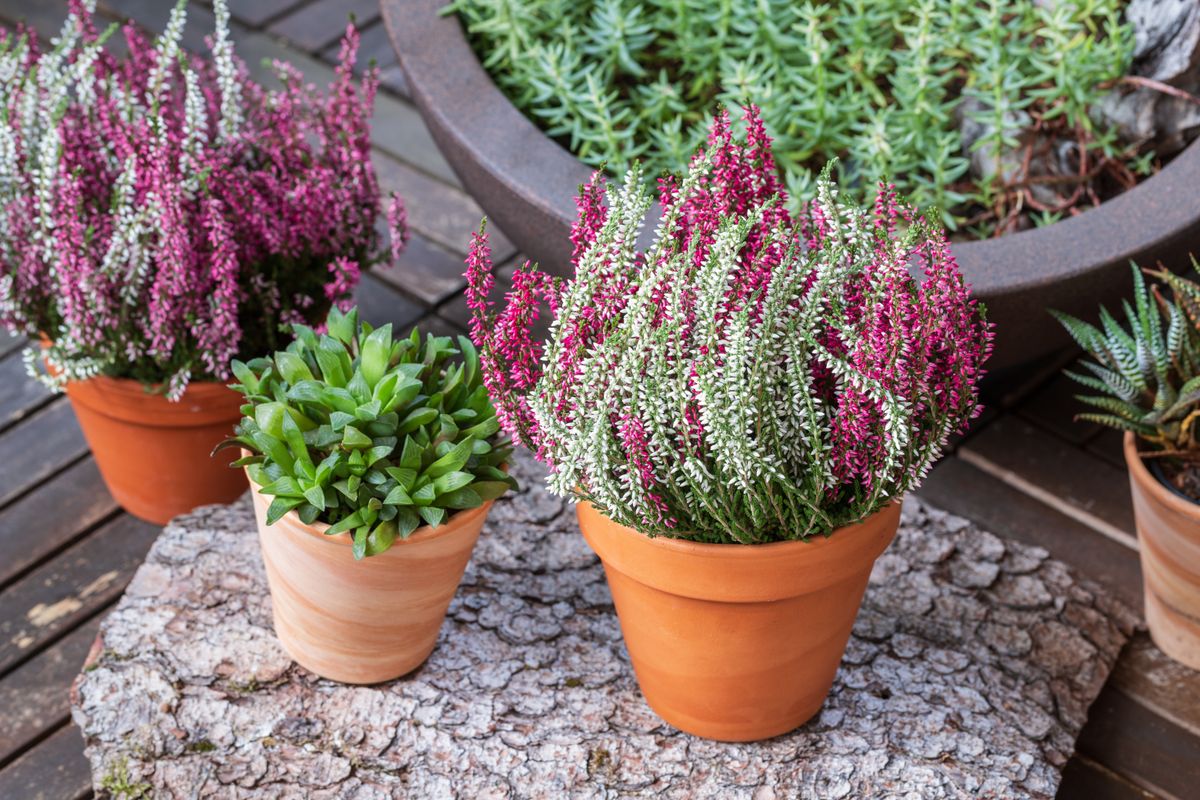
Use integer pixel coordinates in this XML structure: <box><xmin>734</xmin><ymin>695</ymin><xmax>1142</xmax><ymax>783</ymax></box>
<box><xmin>4</xmin><ymin>8</ymin><xmax>396</xmax><ymax>397</ymax></box>
<box><xmin>467</xmin><ymin>107</ymin><xmax>992</xmax><ymax>543</ymax></box>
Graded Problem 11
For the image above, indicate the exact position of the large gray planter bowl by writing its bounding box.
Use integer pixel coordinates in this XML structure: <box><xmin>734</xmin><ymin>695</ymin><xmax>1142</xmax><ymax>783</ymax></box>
<box><xmin>383</xmin><ymin>0</ymin><xmax>1200</xmax><ymax>372</ymax></box>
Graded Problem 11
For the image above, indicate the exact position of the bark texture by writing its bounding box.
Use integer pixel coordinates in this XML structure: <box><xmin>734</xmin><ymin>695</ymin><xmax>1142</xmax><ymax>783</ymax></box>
<box><xmin>71</xmin><ymin>451</ymin><xmax>1138</xmax><ymax>799</ymax></box>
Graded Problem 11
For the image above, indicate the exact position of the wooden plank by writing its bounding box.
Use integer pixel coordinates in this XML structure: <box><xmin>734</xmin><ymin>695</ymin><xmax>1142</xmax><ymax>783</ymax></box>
<box><xmin>916</xmin><ymin>456</ymin><xmax>1143</xmax><ymax>609</ymax></box>
<box><xmin>959</xmin><ymin>415</ymin><xmax>1137</xmax><ymax>546</ymax></box>
<box><xmin>0</xmin><ymin>459</ymin><xmax>119</xmax><ymax>589</ymax></box>
<box><xmin>1076</xmin><ymin>683</ymin><xmax>1200</xmax><ymax>800</ymax></box>
<box><xmin>0</xmin><ymin>724</ymin><xmax>91</xmax><ymax>800</ymax></box>
<box><xmin>371</xmin><ymin>150</ymin><xmax>514</xmax><ymax>261</ymax></box>
<box><xmin>228</xmin><ymin>0</ymin><xmax>307</xmax><ymax>29</ymax></box>
<box><xmin>268</xmin><ymin>0</ymin><xmax>380</xmax><ymax>52</ymax></box>
<box><xmin>0</xmin><ymin>328</ymin><xmax>24</xmax><ymax>360</ymax></box>
<box><xmin>0</xmin><ymin>616</ymin><xmax>101</xmax><ymax>764</ymax></box>
<box><xmin>372</xmin><ymin>232</ymin><xmax>467</xmax><ymax>306</ymax></box>
<box><xmin>0</xmin><ymin>398</ymin><xmax>89</xmax><ymax>511</ymax></box>
<box><xmin>1111</xmin><ymin>633</ymin><xmax>1200</xmax><ymax>739</ymax></box>
<box><xmin>1088</xmin><ymin>428</ymin><xmax>1127</xmax><ymax>470</ymax></box>
<box><xmin>1016</xmin><ymin>371</ymin><xmax>1102</xmax><ymax>445</ymax></box>
<box><xmin>353</xmin><ymin>271</ymin><xmax>426</xmax><ymax>333</ymax></box>
<box><xmin>379</xmin><ymin>63</ymin><xmax>409</xmax><ymax>99</ymax></box>
<box><xmin>0</xmin><ymin>513</ymin><xmax>158</xmax><ymax>674</ymax></box>
<box><xmin>321</xmin><ymin>17</ymin><xmax>397</xmax><ymax>71</ymax></box>
<box><xmin>1059</xmin><ymin>754</ymin><xmax>1160</xmax><ymax>800</ymax></box>
<box><xmin>0</xmin><ymin>352</ymin><xmax>53</xmax><ymax>434</ymax></box>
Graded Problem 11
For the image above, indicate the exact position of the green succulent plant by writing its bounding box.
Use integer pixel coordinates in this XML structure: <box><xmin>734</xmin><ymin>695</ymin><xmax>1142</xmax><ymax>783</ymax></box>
<box><xmin>222</xmin><ymin>307</ymin><xmax>517</xmax><ymax>558</ymax></box>
<box><xmin>1053</xmin><ymin>264</ymin><xmax>1200</xmax><ymax>459</ymax></box>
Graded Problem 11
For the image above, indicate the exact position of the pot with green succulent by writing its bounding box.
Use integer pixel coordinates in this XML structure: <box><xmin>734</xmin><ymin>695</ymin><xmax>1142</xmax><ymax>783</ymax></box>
<box><xmin>466</xmin><ymin>109</ymin><xmax>993</xmax><ymax>740</ymax></box>
<box><xmin>222</xmin><ymin>307</ymin><xmax>517</xmax><ymax>684</ymax></box>
<box><xmin>1054</xmin><ymin>265</ymin><xmax>1200</xmax><ymax>669</ymax></box>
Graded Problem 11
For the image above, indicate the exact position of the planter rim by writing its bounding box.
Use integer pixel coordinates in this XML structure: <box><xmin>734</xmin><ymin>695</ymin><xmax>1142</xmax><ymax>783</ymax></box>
<box><xmin>65</xmin><ymin>374</ymin><xmax>243</xmax><ymax>428</ymax></box>
<box><xmin>1124</xmin><ymin>432</ymin><xmax>1200</xmax><ymax>518</ymax></box>
<box><xmin>245</xmin><ymin>466</ymin><xmax>496</xmax><ymax>550</ymax></box>
<box><xmin>385</xmin><ymin>0</ymin><xmax>1200</xmax><ymax>300</ymax></box>
<box><xmin>577</xmin><ymin>499</ymin><xmax>901</xmax><ymax>603</ymax></box>
<box><xmin>385</xmin><ymin>0</ymin><xmax>1200</xmax><ymax>372</ymax></box>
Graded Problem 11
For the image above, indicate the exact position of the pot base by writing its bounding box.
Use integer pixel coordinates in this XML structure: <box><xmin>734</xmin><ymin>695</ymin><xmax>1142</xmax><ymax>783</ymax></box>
<box><xmin>251</xmin><ymin>485</ymin><xmax>490</xmax><ymax>685</ymax></box>
<box><xmin>579</xmin><ymin>501</ymin><xmax>900</xmax><ymax>742</ymax></box>
<box><xmin>65</xmin><ymin>377</ymin><xmax>246</xmax><ymax>525</ymax></box>
<box><xmin>1143</xmin><ymin>574</ymin><xmax>1200</xmax><ymax>672</ymax></box>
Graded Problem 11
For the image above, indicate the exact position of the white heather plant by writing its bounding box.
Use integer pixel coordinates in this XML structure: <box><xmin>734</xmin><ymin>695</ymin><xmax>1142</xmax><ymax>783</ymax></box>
<box><xmin>466</xmin><ymin>108</ymin><xmax>993</xmax><ymax>544</ymax></box>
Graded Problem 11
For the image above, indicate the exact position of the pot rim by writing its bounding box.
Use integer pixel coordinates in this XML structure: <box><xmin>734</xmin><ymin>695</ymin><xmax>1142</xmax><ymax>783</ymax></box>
<box><xmin>245</xmin><ymin>463</ymin><xmax>497</xmax><ymax>549</ymax></box>
<box><xmin>576</xmin><ymin>499</ymin><xmax>902</xmax><ymax>603</ymax></box>
<box><xmin>385</xmin><ymin>0</ymin><xmax>1200</xmax><ymax>302</ymax></box>
<box><xmin>64</xmin><ymin>374</ymin><xmax>244</xmax><ymax>427</ymax></box>
<box><xmin>1124</xmin><ymin>432</ymin><xmax>1200</xmax><ymax>517</ymax></box>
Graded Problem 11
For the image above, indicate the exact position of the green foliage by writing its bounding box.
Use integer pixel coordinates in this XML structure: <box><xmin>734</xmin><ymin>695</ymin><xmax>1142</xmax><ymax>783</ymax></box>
<box><xmin>447</xmin><ymin>0</ymin><xmax>1139</xmax><ymax>235</ymax></box>
<box><xmin>1054</xmin><ymin>263</ymin><xmax>1200</xmax><ymax>458</ymax></box>
<box><xmin>224</xmin><ymin>307</ymin><xmax>516</xmax><ymax>558</ymax></box>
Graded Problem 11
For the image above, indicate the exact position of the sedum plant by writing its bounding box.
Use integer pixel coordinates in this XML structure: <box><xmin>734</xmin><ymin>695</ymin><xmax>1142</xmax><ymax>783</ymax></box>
<box><xmin>1054</xmin><ymin>264</ymin><xmax>1200</xmax><ymax>460</ymax></box>
<box><xmin>224</xmin><ymin>307</ymin><xmax>516</xmax><ymax>559</ymax></box>
<box><xmin>466</xmin><ymin>107</ymin><xmax>992</xmax><ymax>544</ymax></box>
<box><xmin>447</xmin><ymin>0</ymin><xmax>1140</xmax><ymax>237</ymax></box>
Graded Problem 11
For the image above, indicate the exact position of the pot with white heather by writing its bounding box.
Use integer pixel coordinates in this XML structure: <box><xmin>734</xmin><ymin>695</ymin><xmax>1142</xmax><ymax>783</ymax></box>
<box><xmin>464</xmin><ymin>109</ymin><xmax>994</xmax><ymax>740</ymax></box>
<box><xmin>222</xmin><ymin>307</ymin><xmax>517</xmax><ymax>684</ymax></box>
<box><xmin>1056</xmin><ymin>266</ymin><xmax>1200</xmax><ymax>669</ymax></box>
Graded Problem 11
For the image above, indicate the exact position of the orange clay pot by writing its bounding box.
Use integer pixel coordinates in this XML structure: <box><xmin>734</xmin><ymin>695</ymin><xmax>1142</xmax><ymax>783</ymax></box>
<box><xmin>578</xmin><ymin>500</ymin><xmax>901</xmax><ymax>741</ymax></box>
<box><xmin>1125</xmin><ymin>433</ymin><xmax>1200</xmax><ymax>670</ymax></box>
<box><xmin>248</xmin><ymin>475</ymin><xmax>492</xmax><ymax>684</ymax></box>
<box><xmin>64</xmin><ymin>376</ymin><xmax>246</xmax><ymax>525</ymax></box>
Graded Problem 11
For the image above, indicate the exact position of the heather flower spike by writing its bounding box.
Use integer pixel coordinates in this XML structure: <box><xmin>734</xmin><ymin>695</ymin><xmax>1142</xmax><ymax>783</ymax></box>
<box><xmin>468</xmin><ymin>106</ymin><xmax>993</xmax><ymax>544</ymax></box>
<box><xmin>0</xmin><ymin>2</ymin><xmax>405</xmax><ymax>398</ymax></box>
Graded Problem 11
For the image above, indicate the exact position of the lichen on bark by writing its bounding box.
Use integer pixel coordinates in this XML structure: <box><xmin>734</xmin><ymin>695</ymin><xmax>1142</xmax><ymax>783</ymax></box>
<box><xmin>71</xmin><ymin>450</ymin><xmax>1137</xmax><ymax>799</ymax></box>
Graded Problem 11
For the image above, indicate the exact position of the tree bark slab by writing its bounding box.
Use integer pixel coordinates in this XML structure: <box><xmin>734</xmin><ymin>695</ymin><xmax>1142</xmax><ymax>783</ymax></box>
<box><xmin>70</xmin><ymin>451</ymin><xmax>1138</xmax><ymax>799</ymax></box>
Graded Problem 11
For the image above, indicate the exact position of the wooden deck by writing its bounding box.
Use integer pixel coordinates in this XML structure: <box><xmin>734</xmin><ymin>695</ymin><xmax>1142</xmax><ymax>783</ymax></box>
<box><xmin>0</xmin><ymin>1</ymin><xmax>1197</xmax><ymax>797</ymax></box>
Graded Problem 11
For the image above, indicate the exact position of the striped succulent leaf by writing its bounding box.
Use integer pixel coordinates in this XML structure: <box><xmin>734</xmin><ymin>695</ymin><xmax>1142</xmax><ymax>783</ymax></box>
<box><xmin>1053</xmin><ymin>262</ymin><xmax>1200</xmax><ymax>455</ymax></box>
<box><xmin>222</xmin><ymin>307</ymin><xmax>516</xmax><ymax>559</ymax></box>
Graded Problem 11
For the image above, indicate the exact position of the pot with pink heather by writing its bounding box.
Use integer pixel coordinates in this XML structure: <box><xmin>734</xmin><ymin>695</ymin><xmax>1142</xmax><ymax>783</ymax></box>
<box><xmin>0</xmin><ymin>1</ymin><xmax>406</xmax><ymax>524</ymax></box>
<box><xmin>465</xmin><ymin>107</ymin><xmax>994</xmax><ymax>741</ymax></box>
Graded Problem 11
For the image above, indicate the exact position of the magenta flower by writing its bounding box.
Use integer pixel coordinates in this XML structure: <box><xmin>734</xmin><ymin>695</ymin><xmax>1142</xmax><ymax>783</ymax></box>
<box><xmin>0</xmin><ymin>3</ymin><xmax>405</xmax><ymax>398</ymax></box>
<box><xmin>466</xmin><ymin>106</ymin><xmax>992</xmax><ymax>544</ymax></box>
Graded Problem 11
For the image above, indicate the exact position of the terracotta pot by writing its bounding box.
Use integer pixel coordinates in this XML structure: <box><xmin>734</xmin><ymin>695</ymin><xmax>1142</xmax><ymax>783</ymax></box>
<box><xmin>248</xmin><ymin>478</ymin><xmax>492</xmax><ymax>684</ymax></box>
<box><xmin>1125</xmin><ymin>433</ymin><xmax>1200</xmax><ymax>670</ymax></box>
<box><xmin>64</xmin><ymin>376</ymin><xmax>246</xmax><ymax>524</ymax></box>
<box><xmin>577</xmin><ymin>500</ymin><xmax>901</xmax><ymax>741</ymax></box>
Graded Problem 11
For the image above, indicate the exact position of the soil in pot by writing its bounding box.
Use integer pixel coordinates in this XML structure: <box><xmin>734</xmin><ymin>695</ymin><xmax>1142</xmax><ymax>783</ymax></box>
<box><xmin>248</xmin><ymin>478</ymin><xmax>492</xmax><ymax>684</ymax></box>
<box><xmin>65</xmin><ymin>376</ymin><xmax>247</xmax><ymax>525</ymax></box>
<box><xmin>1155</xmin><ymin>458</ymin><xmax>1200</xmax><ymax>503</ymax></box>
<box><xmin>577</xmin><ymin>499</ymin><xmax>901</xmax><ymax>741</ymax></box>
<box><xmin>1124</xmin><ymin>433</ymin><xmax>1200</xmax><ymax>671</ymax></box>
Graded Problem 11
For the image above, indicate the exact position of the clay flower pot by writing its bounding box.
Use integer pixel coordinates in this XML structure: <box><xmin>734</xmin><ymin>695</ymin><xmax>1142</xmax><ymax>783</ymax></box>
<box><xmin>1125</xmin><ymin>433</ymin><xmax>1200</xmax><ymax>670</ymax></box>
<box><xmin>577</xmin><ymin>500</ymin><xmax>901</xmax><ymax>741</ymax></box>
<box><xmin>65</xmin><ymin>376</ymin><xmax>246</xmax><ymax>525</ymax></box>
<box><xmin>248</xmin><ymin>478</ymin><xmax>492</xmax><ymax>684</ymax></box>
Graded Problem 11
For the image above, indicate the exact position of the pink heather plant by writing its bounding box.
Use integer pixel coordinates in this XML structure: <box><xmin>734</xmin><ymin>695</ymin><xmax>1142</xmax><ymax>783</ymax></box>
<box><xmin>0</xmin><ymin>0</ymin><xmax>408</xmax><ymax>399</ymax></box>
<box><xmin>467</xmin><ymin>107</ymin><xmax>992</xmax><ymax>544</ymax></box>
